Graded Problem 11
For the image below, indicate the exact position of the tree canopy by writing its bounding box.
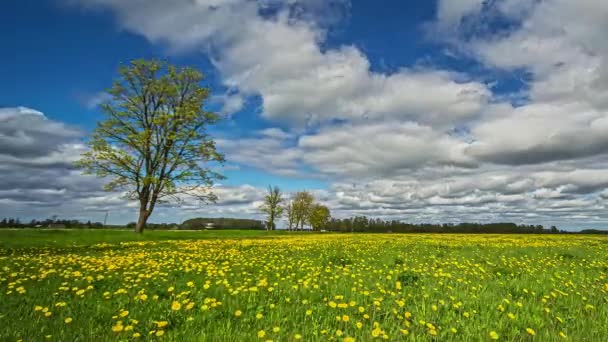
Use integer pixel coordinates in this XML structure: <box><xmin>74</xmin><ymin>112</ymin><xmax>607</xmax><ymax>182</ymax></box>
<box><xmin>260</xmin><ymin>186</ymin><xmax>284</xmax><ymax>230</ymax></box>
<box><xmin>309</xmin><ymin>204</ymin><xmax>331</xmax><ymax>231</ymax></box>
<box><xmin>77</xmin><ymin>59</ymin><xmax>224</xmax><ymax>233</ymax></box>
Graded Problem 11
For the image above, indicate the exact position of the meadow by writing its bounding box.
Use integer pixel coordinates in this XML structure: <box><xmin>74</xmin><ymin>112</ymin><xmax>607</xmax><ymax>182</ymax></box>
<box><xmin>1</xmin><ymin>230</ymin><xmax>607</xmax><ymax>341</ymax></box>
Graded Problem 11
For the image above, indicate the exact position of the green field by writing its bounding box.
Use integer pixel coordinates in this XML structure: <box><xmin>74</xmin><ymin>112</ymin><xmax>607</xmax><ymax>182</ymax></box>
<box><xmin>1</xmin><ymin>230</ymin><xmax>607</xmax><ymax>341</ymax></box>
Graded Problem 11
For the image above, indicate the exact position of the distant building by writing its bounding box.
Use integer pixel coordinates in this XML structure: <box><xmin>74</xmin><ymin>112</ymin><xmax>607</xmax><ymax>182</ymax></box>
<box><xmin>205</xmin><ymin>222</ymin><xmax>216</xmax><ymax>229</ymax></box>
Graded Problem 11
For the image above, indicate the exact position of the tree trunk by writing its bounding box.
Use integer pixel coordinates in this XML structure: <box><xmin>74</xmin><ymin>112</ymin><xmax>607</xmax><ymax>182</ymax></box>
<box><xmin>135</xmin><ymin>208</ymin><xmax>148</xmax><ymax>234</ymax></box>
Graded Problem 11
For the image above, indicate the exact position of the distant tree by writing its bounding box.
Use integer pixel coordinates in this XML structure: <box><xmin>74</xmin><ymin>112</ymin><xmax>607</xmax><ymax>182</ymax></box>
<box><xmin>285</xmin><ymin>201</ymin><xmax>297</xmax><ymax>231</ymax></box>
<box><xmin>260</xmin><ymin>185</ymin><xmax>284</xmax><ymax>231</ymax></box>
<box><xmin>292</xmin><ymin>191</ymin><xmax>314</xmax><ymax>230</ymax></box>
<box><xmin>77</xmin><ymin>59</ymin><xmax>224</xmax><ymax>233</ymax></box>
<box><xmin>309</xmin><ymin>204</ymin><xmax>330</xmax><ymax>231</ymax></box>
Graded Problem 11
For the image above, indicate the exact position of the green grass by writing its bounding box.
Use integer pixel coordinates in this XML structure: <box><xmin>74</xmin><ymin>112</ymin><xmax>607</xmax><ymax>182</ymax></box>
<box><xmin>0</xmin><ymin>229</ymin><xmax>290</xmax><ymax>249</ymax></box>
<box><xmin>1</xmin><ymin>230</ymin><xmax>607</xmax><ymax>341</ymax></box>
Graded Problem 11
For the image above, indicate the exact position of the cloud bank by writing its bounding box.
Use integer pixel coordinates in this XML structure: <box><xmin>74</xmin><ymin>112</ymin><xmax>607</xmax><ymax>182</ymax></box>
<box><xmin>5</xmin><ymin>0</ymin><xmax>608</xmax><ymax>228</ymax></box>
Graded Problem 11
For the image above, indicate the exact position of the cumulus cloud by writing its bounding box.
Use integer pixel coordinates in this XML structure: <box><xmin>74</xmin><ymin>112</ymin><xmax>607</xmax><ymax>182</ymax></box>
<box><xmin>325</xmin><ymin>168</ymin><xmax>608</xmax><ymax>226</ymax></box>
<box><xmin>429</xmin><ymin>0</ymin><xmax>608</xmax><ymax>167</ymax></box>
<box><xmin>69</xmin><ymin>0</ymin><xmax>490</xmax><ymax>128</ymax></box>
<box><xmin>0</xmin><ymin>107</ymin><xmax>121</xmax><ymax>220</ymax></box>
<box><xmin>0</xmin><ymin>107</ymin><xmax>81</xmax><ymax>158</ymax></box>
<box><xmin>216</xmin><ymin>131</ymin><xmax>303</xmax><ymax>176</ymax></box>
<box><xmin>0</xmin><ymin>106</ymin><xmax>271</xmax><ymax>223</ymax></box>
<box><xmin>466</xmin><ymin>102</ymin><xmax>608</xmax><ymax>165</ymax></box>
<box><xmin>299</xmin><ymin>122</ymin><xmax>475</xmax><ymax>176</ymax></box>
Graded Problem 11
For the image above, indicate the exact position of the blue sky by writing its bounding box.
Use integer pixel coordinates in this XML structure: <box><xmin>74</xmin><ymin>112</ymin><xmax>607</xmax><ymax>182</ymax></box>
<box><xmin>3</xmin><ymin>0</ymin><xmax>608</xmax><ymax>229</ymax></box>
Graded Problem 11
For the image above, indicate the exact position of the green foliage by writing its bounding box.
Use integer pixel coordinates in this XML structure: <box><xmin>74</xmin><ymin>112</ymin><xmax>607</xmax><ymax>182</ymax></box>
<box><xmin>76</xmin><ymin>60</ymin><xmax>224</xmax><ymax>232</ymax></box>
<box><xmin>291</xmin><ymin>191</ymin><xmax>314</xmax><ymax>230</ymax></box>
<box><xmin>260</xmin><ymin>186</ymin><xmax>284</xmax><ymax>230</ymax></box>
<box><xmin>309</xmin><ymin>204</ymin><xmax>331</xmax><ymax>231</ymax></box>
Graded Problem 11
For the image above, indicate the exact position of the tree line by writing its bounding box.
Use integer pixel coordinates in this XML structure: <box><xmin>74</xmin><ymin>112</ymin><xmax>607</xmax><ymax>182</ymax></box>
<box><xmin>0</xmin><ymin>218</ymin><xmax>104</xmax><ymax>229</ymax></box>
<box><xmin>2</xmin><ymin>216</ymin><xmax>607</xmax><ymax>234</ymax></box>
<box><xmin>323</xmin><ymin>217</ymin><xmax>566</xmax><ymax>234</ymax></box>
<box><xmin>179</xmin><ymin>217</ymin><xmax>265</xmax><ymax>230</ymax></box>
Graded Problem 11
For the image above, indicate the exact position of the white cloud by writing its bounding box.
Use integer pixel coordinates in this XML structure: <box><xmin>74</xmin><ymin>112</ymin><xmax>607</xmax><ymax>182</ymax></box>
<box><xmin>70</xmin><ymin>0</ymin><xmax>490</xmax><ymax>128</ymax></box>
<box><xmin>83</xmin><ymin>92</ymin><xmax>112</xmax><ymax>109</ymax></box>
<box><xmin>213</xmin><ymin>92</ymin><xmax>245</xmax><ymax>115</ymax></box>
<box><xmin>430</xmin><ymin>0</ymin><xmax>608</xmax><ymax>167</ymax></box>
<box><xmin>466</xmin><ymin>102</ymin><xmax>608</xmax><ymax>164</ymax></box>
<box><xmin>216</xmin><ymin>132</ymin><xmax>303</xmax><ymax>176</ymax></box>
<box><xmin>0</xmin><ymin>106</ymin><xmax>271</xmax><ymax>224</ymax></box>
<box><xmin>299</xmin><ymin>121</ymin><xmax>474</xmax><ymax>176</ymax></box>
<box><xmin>435</xmin><ymin>0</ymin><xmax>484</xmax><ymax>30</ymax></box>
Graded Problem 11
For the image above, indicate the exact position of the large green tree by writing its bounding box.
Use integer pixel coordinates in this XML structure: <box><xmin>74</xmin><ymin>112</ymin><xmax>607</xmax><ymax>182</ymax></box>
<box><xmin>309</xmin><ymin>204</ymin><xmax>331</xmax><ymax>231</ymax></box>
<box><xmin>292</xmin><ymin>191</ymin><xmax>314</xmax><ymax>230</ymax></box>
<box><xmin>260</xmin><ymin>185</ymin><xmax>284</xmax><ymax>230</ymax></box>
<box><xmin>77</xmin><ymin>60</ymin><xmax>224</xmax><ymax>233</ymax></box>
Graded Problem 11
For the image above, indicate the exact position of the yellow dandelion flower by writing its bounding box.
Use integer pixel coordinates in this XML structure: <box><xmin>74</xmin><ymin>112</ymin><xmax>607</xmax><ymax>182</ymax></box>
<box><xmin>489</xmin><ymin>331</ymin><xmax>499</xmax><ymax>340</ymax></box>
<box><xmin>171</xmin><ymin>301</ymin><xmax>181</xmax><ymax>311</ymax></box>
<box><xmin>64</xmin><ymin>317</ymin><xmax>73</xmax><ymax>324</ymax></box>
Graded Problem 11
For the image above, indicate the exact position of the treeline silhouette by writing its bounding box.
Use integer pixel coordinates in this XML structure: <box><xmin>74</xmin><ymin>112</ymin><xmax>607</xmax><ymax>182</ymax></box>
<box><xmin>2</xmin><ymin>216</ymin><xmax>607</xmax><ymax>234</ymax></box>
<box><xmin>179</xmin><ymin>217</ymin><xmax>265</xmax><ymax>230</ymax></box>
<box><xmin>0</xmin><ymin>218</ymin><xmax>104</xmax><ymax>229</ymax></box>
<box><xmin>124</xmin><ymin>217</ymin><xmax>265</xmax><ymax>230</ymax></box>
<box><xmin>323</xmin><ymin>217</ymin><xmax>566</xmax><ymax>234</ymax></box>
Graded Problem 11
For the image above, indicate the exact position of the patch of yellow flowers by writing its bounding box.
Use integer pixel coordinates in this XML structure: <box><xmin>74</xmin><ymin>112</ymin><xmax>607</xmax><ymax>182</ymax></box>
<box><xmin>2</xmin><ymin>233</ymin><xmax>607</xmax><ymax>340</ymax></box>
